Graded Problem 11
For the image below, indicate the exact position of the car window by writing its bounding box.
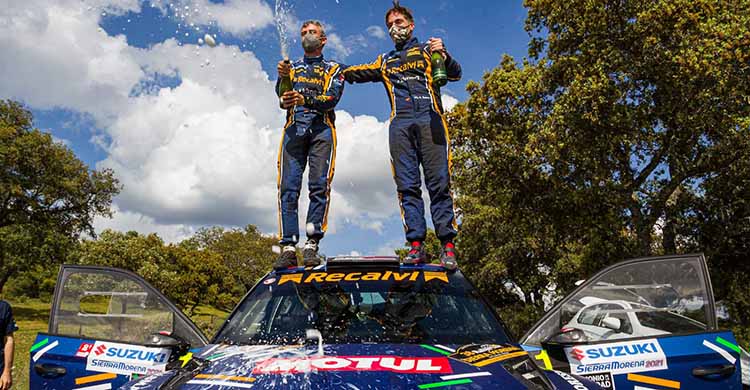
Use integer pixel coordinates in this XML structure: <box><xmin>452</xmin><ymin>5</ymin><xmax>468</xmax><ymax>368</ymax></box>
<box><xmin>600</xmin><ymin>303</ymin><xmax>633</xmax><ymax>334</ymax></box>
<box><xmin>577</xmin><ymin>305</ymin><xmax>601</xmax><ymax>326</ymax></box>
<box><xmin>51</xmin><ymin>268</ymin><xmax>204</xmax><ymax>347</ymax></box>
<box><xmin>523</xmin><ymin>256</ymin><xmax>711</xmax><ymax>346</ymax></box>
<box><xmin>633</xmin><ymin>305</ymin><xmax>705</xmax><ymax>333</ymax></box>
<box><xmin>214</xmin><ymin>270</ymin><xmax>511</xmax><ymax>346</ymax></box>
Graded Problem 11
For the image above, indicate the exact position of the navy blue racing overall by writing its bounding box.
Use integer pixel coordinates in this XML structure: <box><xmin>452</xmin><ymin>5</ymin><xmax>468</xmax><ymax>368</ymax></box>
<box><xmin>276</xmin><ymin>55</ymin><xmax>345</xmax><ymax>246</ymax></box>
<box><xmin>343</xmin><ymin>37</ymin><xmax>461</xmax><ymax>244</ymax></box>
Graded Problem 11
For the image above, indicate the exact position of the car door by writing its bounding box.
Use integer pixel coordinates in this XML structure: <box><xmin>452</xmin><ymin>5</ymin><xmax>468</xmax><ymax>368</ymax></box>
<box><xmin>30</xmin><ymin>265</ymin><xmax>209</xmax><ymax>390</ymax></box>
<box><xmin>520</xmin><ymin>254</ymin><xmax>743</xmax><ymax>390</ymax></box>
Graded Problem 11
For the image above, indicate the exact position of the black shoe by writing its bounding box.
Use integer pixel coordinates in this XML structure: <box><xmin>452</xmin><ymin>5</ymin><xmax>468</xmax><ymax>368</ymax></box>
<box><xmin>403</xmin><ymin>241</ymin><xmax>426</xmax><ymax>264</ymax></box>
<box><xmin>440</xmin><ymin>242</ymin><xmax>458</xmax><ymax>270</ymax></box>
<box><xmin>274</xmin><ymin>245</ymin><xmax>298</xmax><ymax>270</ymax></box>
<box><xmin>303</xmin><ymin>239</ymin><xmax>321</xmax><ymax>267</ymax></box>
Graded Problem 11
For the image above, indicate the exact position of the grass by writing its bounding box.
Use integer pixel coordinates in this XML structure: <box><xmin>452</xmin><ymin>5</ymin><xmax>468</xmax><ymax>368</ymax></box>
<box><xmin>2</xmin><ymin>297</ymin><xmax>229</xmax><ymax>390</ymax></box>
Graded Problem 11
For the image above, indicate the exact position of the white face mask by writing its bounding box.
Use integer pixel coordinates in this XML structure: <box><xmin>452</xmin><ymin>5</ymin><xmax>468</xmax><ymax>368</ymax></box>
<box><xmin>302</xmin><ymin>34</ymin><xmax>322</xmax><ymax>52</ymax></box>
<box><xmin>389</xmin><ymin>24</ymin><xmax>411</xmax><ymax>44</ymax></box>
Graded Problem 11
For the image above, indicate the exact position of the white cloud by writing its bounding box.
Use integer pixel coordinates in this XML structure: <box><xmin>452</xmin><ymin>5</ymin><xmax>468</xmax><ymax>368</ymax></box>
<box><xmin>94</xmin><ymin>205</ymin><xmax>195</xmax><ymax>243</ymax></box>
<box><xmin>0</xmin><ymin>0</ymin><xmax>143</xmax><ymax>125</ymax></box>
<box><xmin>0</xmin><ymin>0</ymin><xmax>400</xmax><ymax>241</ymax></box>
<box><xmin>51</xmin><ymin>134</ymin><xmax>73</xmax><ymax>147</ymax></box>
<box><xmin>442</xmin><ymin>94</ymin><xmax>459</xmax><ymax>112</ymax></box>
<box><xmin>164</xmin><ymin>0</ymin><xmax>274</xmax><ymax>37</ymax></box>
<box><xmin>325</xmin><ymin>33</ymin><xmax>351</xmax><ymax>61</ymax></box>
<box><xmin>373</xmin><ymin>237</ymin><xmax>406</xmax><ymax>257</ymax></box>
<box><xmin>84</xmin><ymin>0</ymin><xmax>143</xmax><ymax>15</ymax></box>
<box><xmin>366</xmin><ymin>25</ymin><xmax>386</xmax><ymax>40</ymax></box>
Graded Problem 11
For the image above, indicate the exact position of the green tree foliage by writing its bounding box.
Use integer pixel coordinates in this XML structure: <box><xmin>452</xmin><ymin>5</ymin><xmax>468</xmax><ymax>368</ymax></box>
<box><xmin>73</xmin><ymin>230</ymin><xmax>234</xmax><ymax>314</ymax></box>
<box><xmin>0</xmin><ymin>100</ymin><xmax>120</xmax><ymax>292</ymax></box>
<box><xmin>449</xmin><ymin>0</ymin><xmax>750</xmax><ymax>337</ymax></box>
<box><xmin>185</xmin><ymin>225</ymin><xmax>278</xmax><ymax>292</ymax></box>
<box><xmin>680</xmin><ymin>148</ymin><xmax>750</xmax><ymax>345</ymax></box>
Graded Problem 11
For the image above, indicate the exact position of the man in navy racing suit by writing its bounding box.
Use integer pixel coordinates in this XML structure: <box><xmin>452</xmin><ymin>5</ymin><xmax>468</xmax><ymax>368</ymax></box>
<box><xmin>275</xmin><ymin>20</ymin><xmax>345</xmax><ymax>269</ymax></box>
<box><xmin>343</xmin><ymin>2</ymin><xmax>461</xmax><ymax>269</ymax></box>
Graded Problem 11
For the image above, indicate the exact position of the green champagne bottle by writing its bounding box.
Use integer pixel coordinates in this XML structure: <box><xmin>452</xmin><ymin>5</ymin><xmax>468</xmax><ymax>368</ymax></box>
<box><xmin>278</xmin><ymin>58</ymin><xmax>293</xmax><ymax>97</ymax></box>
<box><xmin>431</xmin><ymin>52</ymin><xmax>447</xmax><ymax>88</ymax></box>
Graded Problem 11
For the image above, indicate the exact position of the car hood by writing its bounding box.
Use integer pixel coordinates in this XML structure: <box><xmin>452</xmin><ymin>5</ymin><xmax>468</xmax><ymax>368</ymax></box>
<box><xmin>120</xmin><ymin>343</ymin><xmax>599</xmax><ymax>389</ymax></box>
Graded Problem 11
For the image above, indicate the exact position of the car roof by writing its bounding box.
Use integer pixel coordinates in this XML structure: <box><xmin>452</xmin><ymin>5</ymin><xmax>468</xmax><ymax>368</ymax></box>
<box><xmin>268</xmin><ymin>255</ymin><xmax>461</xmax><ymax>276</ymax></box>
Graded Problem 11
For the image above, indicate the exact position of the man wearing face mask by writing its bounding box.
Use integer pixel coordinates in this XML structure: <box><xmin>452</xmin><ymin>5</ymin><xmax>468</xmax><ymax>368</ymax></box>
<box><xmin>343</xmin><ymin>2</ymin><xmax>461</xmax><ymax>269</ymax></box>
<box><xmin>274</xmin><ymin>20</ymin><xmax>345</xmax><ymax>269</ymax></box>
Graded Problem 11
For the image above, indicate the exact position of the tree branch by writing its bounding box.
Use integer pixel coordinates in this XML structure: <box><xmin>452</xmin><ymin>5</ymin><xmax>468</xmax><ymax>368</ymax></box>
<box><xmin>632</xmin><ymin>134</ymin><xmax>671</xmax><ymax>191</ymax></box>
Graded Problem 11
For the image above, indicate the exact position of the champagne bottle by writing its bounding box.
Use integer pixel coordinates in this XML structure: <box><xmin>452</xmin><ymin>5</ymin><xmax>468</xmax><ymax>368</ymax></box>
<box><xmin>431</xmin><ymin>52</ymin><xmax>447</xmax><ymax>88</ymax></box>
<box><xmin>278</xmin><ymin>58</ymin><xmax>293</xmax><ymax>96</ymax></box>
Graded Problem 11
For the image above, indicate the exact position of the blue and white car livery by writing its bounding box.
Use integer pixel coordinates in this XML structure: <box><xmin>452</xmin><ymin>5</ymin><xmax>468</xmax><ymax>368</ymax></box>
<box><xmin>30</xmin><ymin>259</ymin><xmax>599</xmax><ymax>389</ymax></box>
<box><xmin>520</xmin><ymin>254</ymin><xmax>749</xmax><ymax>390</ymax></box>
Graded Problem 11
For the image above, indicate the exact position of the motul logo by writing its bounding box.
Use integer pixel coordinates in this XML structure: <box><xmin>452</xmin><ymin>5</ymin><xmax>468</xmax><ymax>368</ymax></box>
<box><xmin>253</xmin><ymin>356</ymin><xmax>452</xmax><ymax>375</ymax></box>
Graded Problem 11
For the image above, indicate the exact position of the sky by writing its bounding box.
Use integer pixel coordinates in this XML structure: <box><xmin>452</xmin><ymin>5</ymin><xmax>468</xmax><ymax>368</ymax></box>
<box><xmin>0</xmin><ymin>0</ymin><xmax>530</xmax><ymax>257</ymax></box>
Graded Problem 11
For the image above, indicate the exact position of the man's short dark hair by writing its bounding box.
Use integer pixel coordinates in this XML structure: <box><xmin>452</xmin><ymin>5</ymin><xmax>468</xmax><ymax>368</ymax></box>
<box><xmin>385</xmin><ymin>1</ymin><xmax>413</xmax><ymax>25</ymax></box>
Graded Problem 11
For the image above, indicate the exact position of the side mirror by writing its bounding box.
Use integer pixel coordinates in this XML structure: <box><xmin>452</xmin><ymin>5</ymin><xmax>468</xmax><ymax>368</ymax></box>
<box><xmin>541</xmin><ymin>328</ymin><xmax>589</xmax><ymax>365</ymax></box>
<box><xmin>601</xmin><ymin>317</ymin><xmax>622</xmax><ymax>332</ymax></box>
<box><xmin>543</xmin><ymin>328</ymin><xmax>588</xmax><ymax>345</ymax></box>
<box><xmin>146</xmin><ymin>333</ymin><xmax>190</xmax><ymax>363</ymax></box>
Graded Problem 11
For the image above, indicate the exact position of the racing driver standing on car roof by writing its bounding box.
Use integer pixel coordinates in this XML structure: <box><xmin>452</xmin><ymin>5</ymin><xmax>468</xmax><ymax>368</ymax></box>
<box><xmin>274</xmin><ymin>20</ymin><xmax>345</xmax><ymax>270</ymax></box>
<box><xmin>343</xmin><ymin>1</ymin><xmax>461</xmax><ymax>269</ymax></box>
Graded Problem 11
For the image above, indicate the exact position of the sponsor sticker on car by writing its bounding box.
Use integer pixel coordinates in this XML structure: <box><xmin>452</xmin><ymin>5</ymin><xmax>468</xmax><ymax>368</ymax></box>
<box><xmin>277</xmin><ymin>271</ymin><xmax>449</xmax><ymax>285</ymax></box>
<box><xmin>449</xmin><ymin>344</ymin><xmax>528</xmax><ymax>367</ymax></box>
<box><xmin>565</xmin><ymin>338</ymin><xmax>667</xmax><ymax>375</ymax></box>
<box><xmin>252</xmin><ymin>356</ymin><xmax>452</xmax><ymax>375</ymax></box>
<box><xmin>75</xmin><ymin>342</ymin><xmax>94</xmax><ymax>358</ymax></box>
<box><xmin>555</xmin><ymin>371</ymin><xmax>591</xmax><ymax>390</ymax></box>
<box><xmin>581</xmin><ymin>372</ymin><xmax>616</xmax><ymax>390</ymax></box>
<box><xmin>85</xmin><ymin>341</ymin><xmax>172</xmax><ymax>376</ymax></box>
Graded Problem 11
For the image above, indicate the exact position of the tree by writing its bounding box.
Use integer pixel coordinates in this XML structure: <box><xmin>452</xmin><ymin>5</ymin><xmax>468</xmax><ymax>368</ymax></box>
<box><xmin>680</xmin><ymin>149</ymin><xmax>750</xmax><ymax>346</ymax></box>
<box><xmin>74</xmin><ymin>230</ymin><xmax>234</xmax><ymax>314</ymax></box>
<box><xmin>0</xmin><ymin>100</ymin><xmax>120</xmax><ymax>292</ymax></box>
<box><xmin>448</xmin><ymin>0</ymin><xmax>750</xmax><ymax>335</ymax></box>
<box><xmin>185</xmin><ymin>225</ymin><xmax>278</xmax><ymax>293</ymax></box>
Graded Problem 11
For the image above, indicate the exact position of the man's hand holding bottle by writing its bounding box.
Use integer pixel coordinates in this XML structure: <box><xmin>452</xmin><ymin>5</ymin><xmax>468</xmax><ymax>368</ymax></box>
<box><xmin>280</xmin><ymin>91</ymin><xmax>305</xmax><ymax>109</ymax></box>
<box><xmin>277</xmin><ymin>59</ymin><xmax>304</xmax><ymax>109</ymax></box>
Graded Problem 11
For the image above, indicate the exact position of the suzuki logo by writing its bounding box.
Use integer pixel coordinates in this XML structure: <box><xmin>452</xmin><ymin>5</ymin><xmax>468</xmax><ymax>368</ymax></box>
<box><xmin>94</xmin><ymin>344</ymin><xmax>107</xmax><ymax>356</ymax></box>
<box><xmin>570</xmin><ymin>348</ymin><xmax>585</xmax><ymax>361</ymax></box>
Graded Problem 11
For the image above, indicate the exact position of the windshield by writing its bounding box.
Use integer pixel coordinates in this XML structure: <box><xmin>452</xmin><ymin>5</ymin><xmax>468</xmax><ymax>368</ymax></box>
<box><xmin>214</xmin><ymin>268</ymin><xmax>510</xmax><ymax>346</ymax></box>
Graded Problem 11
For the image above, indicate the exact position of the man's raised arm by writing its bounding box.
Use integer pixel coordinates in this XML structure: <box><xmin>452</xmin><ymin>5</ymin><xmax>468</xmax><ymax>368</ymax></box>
<box><xmin>342</xmin><ymin>55</ymin><xmax>384</xmax><ymax>84</ymax></box>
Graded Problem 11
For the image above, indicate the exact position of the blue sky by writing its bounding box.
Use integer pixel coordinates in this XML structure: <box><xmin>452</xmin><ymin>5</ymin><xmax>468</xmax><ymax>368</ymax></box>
<box><xmin>3</xmin><ymin>0</ymin><xmax>530</xmax><ymax>257</ymax></box>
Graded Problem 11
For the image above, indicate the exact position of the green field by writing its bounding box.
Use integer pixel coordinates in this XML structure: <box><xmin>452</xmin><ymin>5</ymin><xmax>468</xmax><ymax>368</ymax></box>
<box><xmin>3</xmin><ymin>298</ymin><xmax>229</xmax><ymax>390</ymax></box>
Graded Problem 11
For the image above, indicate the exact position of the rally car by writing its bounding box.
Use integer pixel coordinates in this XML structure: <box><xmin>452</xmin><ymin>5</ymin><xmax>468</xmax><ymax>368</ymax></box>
<box><xmin>520</xmin><ymin>254</ymin><xmax>750</xmax><ymax>390</ymax></box>
<box><xmin>562</xmin><ymin>299</ymin><xmax>706</xmax><ymax>341</ymax></box>
<box><xmin>30</xmin><ymin>257</ymin><xmax>598</xmax><ymax>389</ymax></box>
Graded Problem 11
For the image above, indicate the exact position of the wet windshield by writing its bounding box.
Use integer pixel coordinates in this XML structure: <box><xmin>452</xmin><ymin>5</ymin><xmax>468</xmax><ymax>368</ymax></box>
<box><xmin>214</xmin><ymin>269</ymin><xmax>510</xmax><ymax>345</ymax></box>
